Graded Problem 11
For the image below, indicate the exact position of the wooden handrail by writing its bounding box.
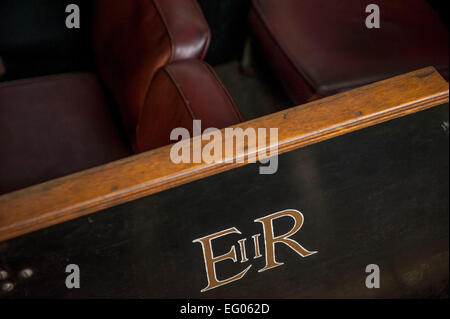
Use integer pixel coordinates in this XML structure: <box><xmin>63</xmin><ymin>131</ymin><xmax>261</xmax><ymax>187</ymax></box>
<box><xmin>0</xmin><ymin>67</ymin><xmax>448</xmax><ymax>242</ymax></box>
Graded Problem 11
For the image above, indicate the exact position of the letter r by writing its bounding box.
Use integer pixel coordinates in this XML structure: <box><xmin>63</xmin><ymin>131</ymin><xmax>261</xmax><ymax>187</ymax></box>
<box><xmin>255</xmin><ymin>209</ymin><xmax>317</xmax><ymax>272</ymax></box>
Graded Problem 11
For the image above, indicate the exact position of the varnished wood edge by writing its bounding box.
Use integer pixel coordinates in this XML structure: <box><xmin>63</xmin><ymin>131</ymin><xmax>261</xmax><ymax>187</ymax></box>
<box><xmin>0</xmin><ymin>67</ymin><xmax>448</xmax><ymax>242</ymax></box>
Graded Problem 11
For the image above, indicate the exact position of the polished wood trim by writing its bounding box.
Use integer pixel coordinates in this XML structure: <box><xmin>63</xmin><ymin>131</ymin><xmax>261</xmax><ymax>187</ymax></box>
<box><xmin>0</xmin><ymin>67</ymin><xmax>448</xmax><ymax>242</ymax></box>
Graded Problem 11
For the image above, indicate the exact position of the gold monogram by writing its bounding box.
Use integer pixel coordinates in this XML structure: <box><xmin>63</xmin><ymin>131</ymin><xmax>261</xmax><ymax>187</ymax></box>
<box><xmin>193</xmin><ymin>209</ymin><xmax>317</xmax><ymax>292</ymax></box>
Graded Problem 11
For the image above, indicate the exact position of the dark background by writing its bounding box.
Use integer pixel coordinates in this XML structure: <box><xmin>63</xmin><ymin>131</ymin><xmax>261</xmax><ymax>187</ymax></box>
<box><xmin>1</xmin><ymin>0</ymin><xmax>446</xmax><ymax>80</ymax></box>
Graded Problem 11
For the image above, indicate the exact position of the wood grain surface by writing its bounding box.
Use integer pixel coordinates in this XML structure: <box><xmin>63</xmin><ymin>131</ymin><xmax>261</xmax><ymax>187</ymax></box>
<box><xmin>0</xmin><ymin>67</ymin><xmax>448</xmax><ymax>242</ymax></box>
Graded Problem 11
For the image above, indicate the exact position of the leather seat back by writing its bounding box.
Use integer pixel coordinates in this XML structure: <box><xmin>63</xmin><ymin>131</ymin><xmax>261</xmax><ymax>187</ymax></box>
<box><xmin>136</xmin><ymin>59</ymin><xmax>243</xmax><ymax>152</ymax></box>
<box><xmin>93</xmin><ymin>0</ymin><xmax>211</xmax><ymax>140</ymax></box>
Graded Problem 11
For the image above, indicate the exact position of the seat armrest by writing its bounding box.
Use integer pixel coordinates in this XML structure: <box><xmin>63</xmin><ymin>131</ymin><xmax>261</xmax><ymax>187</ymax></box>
<box><xmin>136</xmin><ymin>60</ymin><xmax>243</xmax><ymax>152</ymax></box>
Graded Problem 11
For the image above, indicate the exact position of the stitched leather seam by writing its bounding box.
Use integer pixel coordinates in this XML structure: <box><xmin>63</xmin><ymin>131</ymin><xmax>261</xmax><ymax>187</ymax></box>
<box><xmin>191</xmin><ymin>0</ymin><xmax>212</xmax><ymax>59</ymax></box>
<box><xmin>202</xmin><ymin>62</ymin><xmax>244</xmax><ymax>122</ymax></box>
<box><xmin>152</xmin><ymin>0</ymin><xmax>175</xmax><ymax>63</ymax></box>
<box><xmin>163</xmin><ymin>65</ymin><xmax>198</xmax><ymax>120</ymax></box>
<box><xmin>135</xmin><ymin>1</ymin><xmax>172</xmax><ymax>143</ymax></box>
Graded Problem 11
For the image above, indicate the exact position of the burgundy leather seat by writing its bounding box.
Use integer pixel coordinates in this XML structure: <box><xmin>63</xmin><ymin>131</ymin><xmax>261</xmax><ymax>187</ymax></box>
<box><xmin>250</xmin><ymin>0</ymin><xmax>449</xmax><ymax>105</ymax></box>
<box><xmin>136</xmin><ymin>59</ymin><xmax>243</xmax><ymax>151</ymax></box>
<box><xmin>94</xmin><ymin>0</ymin><xmax>212</xmax><ymax>143</ymax></box>
<box><xmin>0</xmin><ymin>73</ymin><xmax>131</xmax><ymax>195</ymax></box>
<box><xmin>0</xmin><ymin>0</ymin><xmax>242</xmax><ymax>195</ymax></box>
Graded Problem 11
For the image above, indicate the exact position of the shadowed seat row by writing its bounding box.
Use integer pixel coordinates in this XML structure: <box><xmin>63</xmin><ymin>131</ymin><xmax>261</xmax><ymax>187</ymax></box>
<box><xmin>250</xmin><ymin>0</ymin><xmax>449</xmax><ymax>104</ymax></box>
<box><xmin>0</xmin><ymin>0</ymin><xmax>242</xmax><ymax>195</ymax></box>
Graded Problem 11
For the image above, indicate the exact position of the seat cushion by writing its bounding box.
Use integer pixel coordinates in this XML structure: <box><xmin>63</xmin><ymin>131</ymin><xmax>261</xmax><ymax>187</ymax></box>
<box><xmin>251</xmin><ymin>0</ymin><xmax>449</xmax><ymax>104</ymax></box>
<box><xmin>0</xmin><ymin>73</ymin><xmax>132</xmax><ymax>195</ymax></box>
<box><xmin>94</xmin><ymin>0</ymin><xmax>211</xmax><ymax>140</ymax></box>
<box><xmin>136</xmin><ymin>60</ymin><xmax>243</xmax><ymax>152</ymax></box>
